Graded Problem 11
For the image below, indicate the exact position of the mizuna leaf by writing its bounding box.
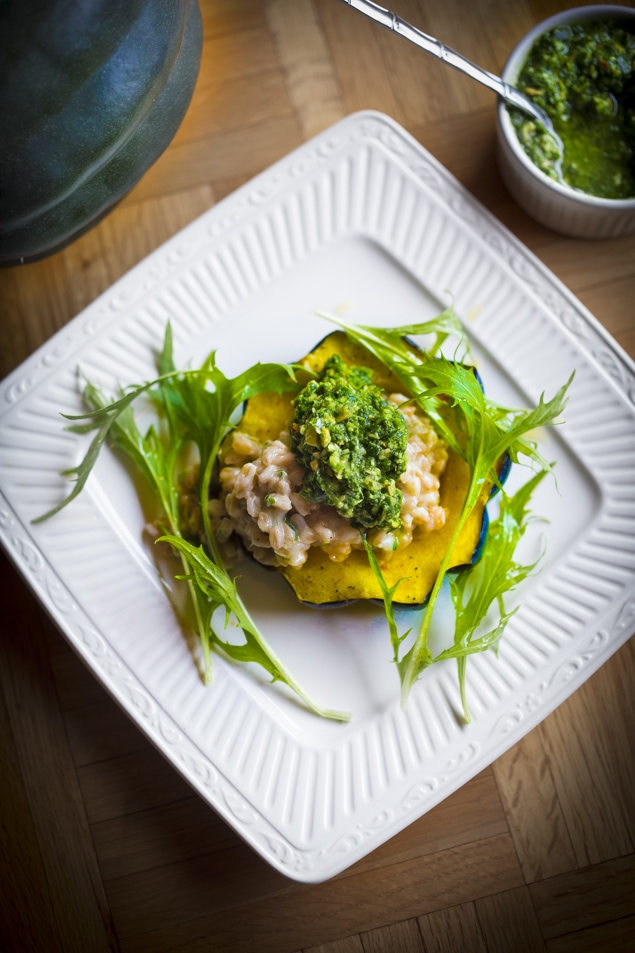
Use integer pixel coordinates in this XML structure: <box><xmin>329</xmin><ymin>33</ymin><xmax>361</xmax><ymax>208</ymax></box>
<box><xmin>362</xmin><ymin>535</ymin><xmax>412</xmax><ymax>663</ymax></box>
<box><xmin>35</xmin><ymin>326</ymin><xmax>346</xmax><ymax>719</ymax></box>
<box><xmin>162</xmin><ymin>535</ymin><xmax>350</xmax><ymax>722</ymax></box>
<box><xmin>317</xmin><ymin>312</ymin><xmax>573</xmax><ymax>709</ymax></box>
<box><xmin>438</xmin><ymin>469</ymin><xmax>548</xmax><ymax>721</ymax></box>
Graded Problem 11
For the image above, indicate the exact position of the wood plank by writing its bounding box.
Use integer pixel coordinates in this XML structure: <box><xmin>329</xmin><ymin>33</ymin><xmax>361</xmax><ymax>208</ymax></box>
<box><xmin>545</xmin><ymin>915</ymin><xmax>635</xmax><ymax>953</ymax></box>
<box><xmin>412</xmin><ymin>0</ymin><xmax>503</xmax><ymax>90</ymax></box>
<box><xmin>123</xmin><ymin>118</ymin><xmax>303</xmax><ymax>205</ymax></box>
<box><xmin>176</xmin><ymin>70</ymin><xmax>293</xmax><ymax>145</ymax></box>
<box><xmin>199</xmin><ymin>0</ymin><xmax>268</xmax><ymax>39</ymax></box>
<box><xmin>0</xmin><ymin>270</ymin><xmax>33</xmax><ymax>379</ymax></box>
<box><xmin>1</xmin><ymin>254</ymin><xmax>74</xmax><ymax>374</ymax></box>
<box><xmin>111</xmin><ymin>835</ymin><xmax>523</xmax><ymax>949</ymax></box>
<box><xmin>538</xmin><ymin>655</ymin><xmax>635</xmax><ymax>868</ymax></box>
<box><xmin>194</xmin><ymin>24</ymin><xmax>280</xmax><ymax>86</ymax></box>
<box><xmin>64</xmin><ymin>697</ymin><xmax>150</xmax><ymax>767</ymax></box>
<box><xmin>96</xmin><ymin>187</ymin><xmax>215</xmax><ymax>276</ymax></box>
<box><xmin>266</xmin><ymin>0</ymin><xmax>345</xmax><ymax>138</ymax></box>
<box><xmin>0</xmin><ymin>651</ymin><xmax>67</xmax><ymax>953</ymax></box>
<box><xmin>316</xmin><ymin>0</ymin><xmax>405</xmax><ymax>123</ymax></box>
<box><xmin>529</xmin><ymin>854</ymin><xmax>635</xmax><ymax>939</ymax></box>
<box><xmin>492</xmin><ymin>727</ymin><xmax>577</xmax><ymax>882</ymax></box>
<box><xmin>91</xmin><ymin>796</ymin><xmax>239</xmax><ymax>881</ymax></box>
<box><xmin>304</xmin><ymin>937</ymin><xmax>364</xmax><ymax>953</ymax></box>
<box><xmin>368</xmin><ymin>0</ymin><xmax>495</xmax><ymax>127</ymax></box>
<box><xmin>361</xmin><ymin>917</ymin><xmax>426</xmax><ymax>953</ymax></box>
<box><xmin>91</xmin><ymin>766</ymin><xmax>504</xmax><ymax>885</ymax></box>
<box><xmin>528</xmin><ymin>0</ymin><xmax>589</xmax><ymax>25</ymax></box>
<box><xmin>418</xmin><ymin>902</ymin><xmax>488</xmax><ymax>953</ymax></box>
<box><xmin>108</xmin><ymin>839</ymin><xmax>292</xmax><ymax>942</ymax></box>
<box><xmin>49</xmin><ymin>629</ymin><xmax>116</xmax><ymax>712</ymax></box>
<box><xmin>574</xmin><ymin>274</ymin><xmax>635</xmax><ymax>350</ymax></box>
<box><xmin>536</xmin><ymin>233</ymin><xmax>635</xmax><ymax>296</ymax></box>
<box><xmin>0</xmin><ymin>558</ymin><xmax>117</xmax><ymax>952</ymax></box>
<box><xmin>78</xmin><ymin>747</ymin><xmax>196</xmax><ymax>826</ymax></box>
<box><xmin>475</xmin><ymin>886</ymin><xmax>546</xmax><ymax>953</ymax></box>
<box><xmin>348</xmin><ymin>769</ymin><xmax>508</xmax><ymax>875</ymax></box>
<box><xmin>475</xmin><ymin>0</ymin><xmax>536</xmax><ymax>70</ymax></box>
<box><xmin>57</xmin><ymin>225</ymin><xmax>117</xmax><ymax>318</ymax></box>
<box><xmin>212</xmin><ymin>174</ymin><xmax>255</xmax><ymax>202</ymax></box>
<box><xmin>368</xmin><ymin>0</ymin><xmax>456</xmax><ymax>127</ymax></box>
<box><xmin>575</xmin><ymin>650</ymin><xmax>635</xmax><ymax>851</ymax></box>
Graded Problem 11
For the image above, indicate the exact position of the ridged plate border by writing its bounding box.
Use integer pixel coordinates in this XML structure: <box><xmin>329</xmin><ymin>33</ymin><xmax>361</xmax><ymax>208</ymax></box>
<box><xmin>1</xmin><ymin>112</ymin><xmax>634</xmax><ymax>883</ymax></box>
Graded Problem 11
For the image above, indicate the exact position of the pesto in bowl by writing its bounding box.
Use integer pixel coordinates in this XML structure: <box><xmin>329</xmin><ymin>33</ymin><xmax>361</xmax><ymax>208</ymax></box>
<box><xmin>509</xmin><ymin>18</ymin><xmax>635</xmax><ymax>198</ymax></box>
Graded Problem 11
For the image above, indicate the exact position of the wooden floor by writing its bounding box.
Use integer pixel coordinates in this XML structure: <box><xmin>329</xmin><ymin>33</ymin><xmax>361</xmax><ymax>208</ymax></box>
<box><xmin>1</xmin><ymin>2</ymin><xmax>634</xmax><ymax>952</ymax></box>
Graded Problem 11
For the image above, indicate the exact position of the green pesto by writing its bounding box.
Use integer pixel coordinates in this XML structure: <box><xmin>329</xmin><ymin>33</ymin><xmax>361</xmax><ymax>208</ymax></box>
<box><xmin>290</xmin><ymin>354</ymin><xmax>408</xmax><ymax>530</ymax></box>
<box><xmin>510</xmin><ymin>19</ymin><xmax>635</xmax><ymax>198</ymax></box>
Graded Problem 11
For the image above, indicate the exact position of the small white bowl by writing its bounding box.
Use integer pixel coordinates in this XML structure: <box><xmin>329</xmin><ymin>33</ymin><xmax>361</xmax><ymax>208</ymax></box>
<box><xmin>496</xmin><ymin>5</ymin><xmax>635</xmax><ymax>239</ymax></box>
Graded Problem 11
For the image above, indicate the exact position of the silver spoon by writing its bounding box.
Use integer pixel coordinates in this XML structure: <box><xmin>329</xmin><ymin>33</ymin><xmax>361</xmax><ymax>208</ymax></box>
<box><xmin>338</xmin><ymin>0</ymin><xmax>564</xmax><ymax>177</ymax></box>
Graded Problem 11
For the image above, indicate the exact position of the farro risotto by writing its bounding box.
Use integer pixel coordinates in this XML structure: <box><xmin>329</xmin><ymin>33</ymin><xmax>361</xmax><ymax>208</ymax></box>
<box><xmin>214</xmin><ymin>399</ymin><xmax>448</xmax><ymax>570</ymax></box>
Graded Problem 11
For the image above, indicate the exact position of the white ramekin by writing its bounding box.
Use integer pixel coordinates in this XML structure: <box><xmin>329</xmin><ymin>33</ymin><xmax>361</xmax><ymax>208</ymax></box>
<box><xmin>496</xmin><ymin>5</ymin><xmax>635</xmax><ymax>239</ymax></box>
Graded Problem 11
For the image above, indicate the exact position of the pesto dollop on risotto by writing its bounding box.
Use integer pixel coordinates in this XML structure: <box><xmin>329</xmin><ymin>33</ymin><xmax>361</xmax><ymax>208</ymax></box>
<box><xmin>290</xmin><ymin>354</ymin><xmax>409</xmax><ymax>530</ymax></box>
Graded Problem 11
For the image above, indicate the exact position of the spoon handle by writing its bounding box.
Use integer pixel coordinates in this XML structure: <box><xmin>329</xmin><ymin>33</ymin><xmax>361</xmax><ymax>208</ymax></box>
<box><xmin>338</xmin><ymin>0</ymin><xmax>552</xmax><ymax>131</ymax></box>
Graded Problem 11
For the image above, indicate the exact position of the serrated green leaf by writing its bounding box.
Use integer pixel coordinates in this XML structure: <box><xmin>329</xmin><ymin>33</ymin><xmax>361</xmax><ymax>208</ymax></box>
<box><xmin>316</xmin><ymin>310</ymin><xmax>573</xmax><ymax>710</ymax></box>
<box><xmin>161</xmin><ymin>535</ymin><xmax>350</xmax><ymax>722</ymax></box>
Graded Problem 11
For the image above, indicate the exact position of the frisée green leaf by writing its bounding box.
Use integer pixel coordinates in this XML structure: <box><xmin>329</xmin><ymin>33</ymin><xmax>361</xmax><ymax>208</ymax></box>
<box><xmin>439</xmin><ymin>469</ymin><xmax>549</xmax><ymax>722</ymax></box>
<box><xmin>317</xmin><ymin>310</ymin><xmax>573</xmax><ymax>712</ymax></box>
<box><xmin>35</xmin><ymin>325</ymin><xmax>350</xmax><ymax>722</ymax></box>
<box><xmin>162</xmin><ymin>535</ymin><xmax>349</xmax><ymax>722</ymax></box>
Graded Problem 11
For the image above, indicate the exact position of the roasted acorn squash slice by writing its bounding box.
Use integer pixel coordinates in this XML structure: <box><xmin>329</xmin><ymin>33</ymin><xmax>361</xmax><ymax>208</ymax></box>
<box><xmin>236</xmin><ymin>331</ymin><xmax>506</xmax><ymax>607</ymax></box>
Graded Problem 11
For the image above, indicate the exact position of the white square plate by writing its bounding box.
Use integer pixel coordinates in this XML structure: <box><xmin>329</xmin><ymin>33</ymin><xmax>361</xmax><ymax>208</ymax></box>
<box><xmin>1</xmin><ymin>112</ymin><xmax>634</xmax><ymax>882</ymax></box>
